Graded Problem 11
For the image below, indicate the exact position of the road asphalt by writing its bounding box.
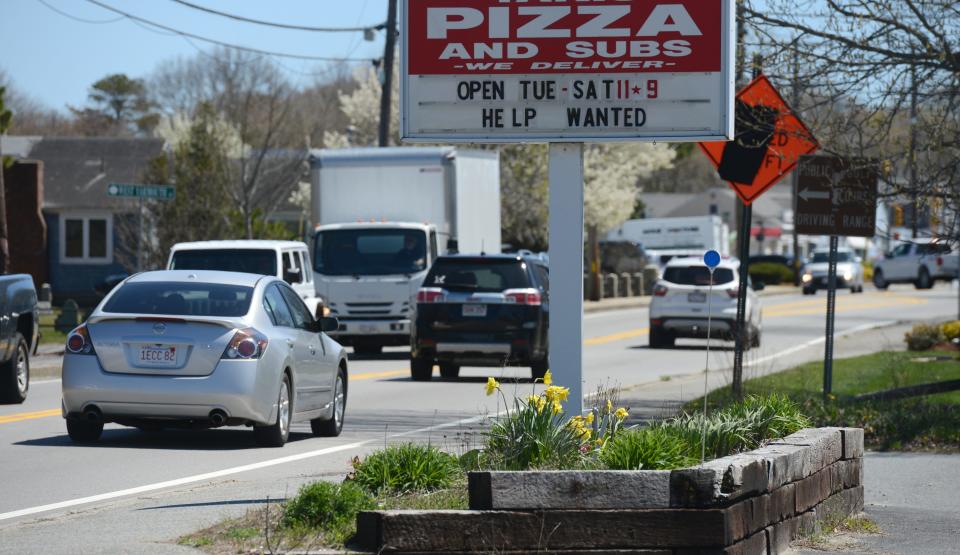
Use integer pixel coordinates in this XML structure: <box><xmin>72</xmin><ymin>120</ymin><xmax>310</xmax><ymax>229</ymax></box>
<box><xmin>0</xmin><ymin>283</ymin><xmax>956</xmax><ymax>554</ymax></box>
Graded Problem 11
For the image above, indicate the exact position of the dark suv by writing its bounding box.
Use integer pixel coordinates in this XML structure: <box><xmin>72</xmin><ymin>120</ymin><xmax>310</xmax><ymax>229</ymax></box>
<box><xmin>410</xmin><ymin>254</ymin><xmax>549</xmax><ymax>381</ymax></box>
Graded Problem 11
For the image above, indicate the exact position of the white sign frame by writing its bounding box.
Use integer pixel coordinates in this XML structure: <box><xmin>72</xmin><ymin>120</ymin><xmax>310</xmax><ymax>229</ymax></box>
<box><xmin>400</xmin><ymin>0</ymin><xmax>736</xmax><ymax>144</ymax></box>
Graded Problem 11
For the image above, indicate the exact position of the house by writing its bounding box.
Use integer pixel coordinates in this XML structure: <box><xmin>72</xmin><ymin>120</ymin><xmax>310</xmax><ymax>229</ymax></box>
<box><xmin>2</xmin><ymin>136</ymin><xmax>165</xmax><ymax>306</ymax></box>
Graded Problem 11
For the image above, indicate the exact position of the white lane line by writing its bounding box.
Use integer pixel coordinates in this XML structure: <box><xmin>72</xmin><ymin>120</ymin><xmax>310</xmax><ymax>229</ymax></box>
<box><xmin>0</xmin><ymin>412</ymin><xmax>493</xmax><ymax>523</ymax></box>
<box><xmin>29</xmin><ymin>379</ymin><xmax>61</xmax><ymax>386</ymax></box>
<box><xmin>745</xmin><ymin>320</ymin><xmax>897</xmax><ymax>367</ymax></box>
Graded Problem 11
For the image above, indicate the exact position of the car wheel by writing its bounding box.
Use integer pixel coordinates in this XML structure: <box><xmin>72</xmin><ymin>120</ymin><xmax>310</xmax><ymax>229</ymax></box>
<box><xmin>873</xmin><ymin>270</ymin><xmax>889</xmax><ymax>290</ymax></box>
<box><xmin>915</xmin><ymin>268</ymin><xmax>932</xmax><ymax>290</ymax></box>
<box><xmin>531</xmin><ymin>358</ymin><xmax>548</xmax><ymax>381</ymax></box>
<box><xmin>802</xmin><ymin>287</ymin><xmax>814</xmax><ymax>295</ymax></box>
<box><xmin>0</xmin><ymin>333</ymin><xmax>29</xmax><ymax>404</ymax></box>
<box><xmin>410</xmin><ymin>356</ymin><xmax>433</xmax><ymax>381</ymax></box>
<box><xmin>439</xmin><ymin>364</ymin><xmax>460</xmax><ymax>379</ymax></box>
<box><xmin>353</xmin><ymin>343</ymin><xmax>382</xmax><ymax>356</ymax></box>
<box><xmin>66</xmin><ymin>418</ymin><xmax>103</xmax><ymax>443</ymax></box>
<box><xmin>312</xmin><ymin>367</ymin><xmax>346</xmax><ymax>437</ymax></box>
<box><xmin>254</xmin><ymin>374</ymin><xmax>291</xmax><ymax>447</ymax></box>
<box><xmin>750</xmin><ymin>329</ymin><xmax>761</xmax><ymax>348</ymax></box>
<box><xmin>649</xmin><ymin>326</ymin><xmax>674</xmax><ymax>349</ymax></box>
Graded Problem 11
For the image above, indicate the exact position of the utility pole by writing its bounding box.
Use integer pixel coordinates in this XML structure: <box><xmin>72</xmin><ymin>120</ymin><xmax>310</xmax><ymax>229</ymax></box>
<box><xmin>732</xmin><ymin>2</ymin><xmax>747</xmax><ymax>243</ymax></box>
<box><xmin>0</xmin><ymin>87</ymin><xmax>11</xmax><ymax>275</ymax></box>
<box><xmin>378</xmin><ymin>0</ymin><xmax>398</xmax><ymax>147</ymax></box>
<box><xmin>909</xmin><ymin>65</ymin><xmax>918</xmax><ymax>239</ymax></box>
<box><xmin>790</xmin><ymin>42</ymin><xmax>802</xmax><ymax>285</ymax></box>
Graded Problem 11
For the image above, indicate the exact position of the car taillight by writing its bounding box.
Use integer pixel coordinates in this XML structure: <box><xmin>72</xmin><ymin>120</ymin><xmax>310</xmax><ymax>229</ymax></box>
<box><xmin>937</xmin><ymin>257</ymin><xmax>944</xmax><ymax>266</ymax></box>
<box><xmin>504</xmin><ymin>288</ymin><xmax>542</xmax><ymax>306</ymax></box>
<box><xmin>727</xmin><ymin>288</ymin><xmax>739</xmax><ymax>298</ymax></box>
<box><xmin>66</xmin><ymin>325</ymin><xmax>95</xmax><ymax>355</ymax></box>
<box><xmin>417</xmin><ymin>288</ymin><xmax>445</xmax><ymax>303</ymax></box>
<box><xmin>653</xmin><ymin>284</ymin><xmax>668</xmax><ymax>297</ymax></box>
<box><xmin>222</xmin><ymin>328</ymin><xmax>268</xmax><ymax>360</ymax></box>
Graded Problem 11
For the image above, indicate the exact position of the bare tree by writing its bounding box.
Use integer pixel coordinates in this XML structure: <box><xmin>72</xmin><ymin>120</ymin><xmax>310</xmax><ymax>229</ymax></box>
<box><xmin>150</xmin><ymin>48</ymin><xmax>309</xmax><ymax>238</ymax></box>
<box><xmin>743</xmin><ymin>0</ymin><xmax>959</xmax><ymax>242</ymax></box>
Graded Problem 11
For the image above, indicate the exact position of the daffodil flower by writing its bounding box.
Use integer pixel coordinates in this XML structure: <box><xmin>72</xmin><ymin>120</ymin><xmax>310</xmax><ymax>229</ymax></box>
<box><xmin>551</xmin><ymin>400</ymin><xmax>563</xmax><ymax>415</ymax></box>
<box><xmin>543</xmin><ymin>370</ymin><xmax>552</xmax><ymax>386</ymax></box>
<box><xmin>615</xmin><ymin>407</ymin><xmax>629</xmax><ymax>421</ymax></box>
<box><xmin>485</xmin><ymin>377</ymin><xmax>501</xmax><ymax>396</ymax></box>
<box><xmin>606</xmin><ymin>399</ymin><xmax>613</xmax><ymax>413</ymax></box>
<box><xmin>585</xmin><ymin>411</ymin><xmax>595</xmax><ymax>425</ymax></box>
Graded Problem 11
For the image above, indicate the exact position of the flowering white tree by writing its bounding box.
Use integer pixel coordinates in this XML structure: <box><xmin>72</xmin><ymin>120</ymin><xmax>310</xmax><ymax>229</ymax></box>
<box><xmin>323</xmin><ymin>63</ymin><xmax>399</xmax><ymax>148</ymax></box>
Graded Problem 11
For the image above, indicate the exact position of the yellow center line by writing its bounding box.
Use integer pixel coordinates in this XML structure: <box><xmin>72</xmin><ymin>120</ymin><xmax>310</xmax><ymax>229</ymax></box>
<box><xmin>350</xmin><ymin>369</ymin><xmax>408</xmax><ymax>381</ymax></box>
<box><xmin>584</xmin><ymin>327</ymin><xmax>650</xmax><ymax>346</ymax></box>
<box><xmin>0</xmin><ymin>409</ymin><xmax>61</xmax><ymax>425</ymax></box>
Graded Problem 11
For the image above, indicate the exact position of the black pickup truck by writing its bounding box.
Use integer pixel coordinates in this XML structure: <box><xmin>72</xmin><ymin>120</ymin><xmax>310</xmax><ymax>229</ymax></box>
<box><xmin>1</xmin><ymin>275</ymin><xmax>38</xmax><ymax>403</ymax></box>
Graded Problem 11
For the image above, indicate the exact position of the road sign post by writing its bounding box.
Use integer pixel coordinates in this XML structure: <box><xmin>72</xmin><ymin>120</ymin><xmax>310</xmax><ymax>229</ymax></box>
<box><xmin>549</xmin><ymin>144</ymin><xmax>585</xmax><ymax>416</ymax></box>
<box><xmin>795</xmin><ymin>156</ymin><xmax>878</xmax><ymax>398</ymax></box>
<box><xmin>701</xmin><ymin>249</ymin><xmax>721</xmax><ymax>464</ymax></box>
<box><xmin>107</xmin><ymin>183</ymin><xmax>176</xmax><ymax>272</ymax></box>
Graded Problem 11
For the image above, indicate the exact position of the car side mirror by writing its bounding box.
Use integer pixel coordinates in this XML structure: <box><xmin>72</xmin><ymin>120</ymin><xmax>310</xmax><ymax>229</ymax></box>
<box><xmin>753</xmin><ymin>281</ymin><xmax>766</xmax><ymax>291</ymax></box>
<box><xmin>319</xmin><ymin>316</ymin><xmax>339</xmax><ymax>333</ymax></box>
<box><xmin>283</xmin><ymin>269</ymin><xmax>301</xmax><ymax>284</ymax></box>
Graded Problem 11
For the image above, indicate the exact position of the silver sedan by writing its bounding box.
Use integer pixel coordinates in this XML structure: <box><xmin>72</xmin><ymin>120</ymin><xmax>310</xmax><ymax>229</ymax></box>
<box><xmin>62</xmin><ymin>270</ymin><xmax>348</xmax><ymax>447</ymax></box>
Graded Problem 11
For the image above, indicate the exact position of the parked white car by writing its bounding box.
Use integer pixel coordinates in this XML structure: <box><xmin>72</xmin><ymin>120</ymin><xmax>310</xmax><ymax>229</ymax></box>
<box><xmin>873</xmin><ymin>239</ymin><xmax>959</xmax><ymax>290</ymax></box>
<box><xmin>168</xmin><ymin>240</ymin><xmax>325</xmax><ymax>318</ymax></box>
<box><xmin>800</xmin><ymin>249</ymin><xmax>865</xmax><ymax>295</ymax></box>
<box><xmin>649</xmin><ymin>257</ymin><xmax>762</xmax><ymax>349</ymax></box>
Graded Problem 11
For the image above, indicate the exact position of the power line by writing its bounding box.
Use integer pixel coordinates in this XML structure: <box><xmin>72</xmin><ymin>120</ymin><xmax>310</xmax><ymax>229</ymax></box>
<box><xmin>83</xmin><ymin>0</ymin><xmax>376</xmax><ymax>62</ymax></box>
<box><xmin>169</xmin><ymin>0</ymin><xmax>385</xmax><ymax>33</ymax></box>
<box><xmin>34</xmin><ymin>0</ymin><xmax>124</xmax><ymax>24</ymax></box>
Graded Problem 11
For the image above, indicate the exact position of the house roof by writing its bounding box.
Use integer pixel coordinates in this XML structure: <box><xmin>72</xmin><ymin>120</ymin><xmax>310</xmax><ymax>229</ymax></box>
<box><xmin>9</xmin><ymin>136</ymin><xmax>166</xmax><ymax>211</ymax></box>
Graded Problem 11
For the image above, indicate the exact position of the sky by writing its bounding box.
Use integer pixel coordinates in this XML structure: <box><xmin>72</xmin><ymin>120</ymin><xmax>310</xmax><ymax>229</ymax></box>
<box><xmin>0</xmin><ymin>0</ymin><xmax>390</xmax><ymax>111</ymax></box>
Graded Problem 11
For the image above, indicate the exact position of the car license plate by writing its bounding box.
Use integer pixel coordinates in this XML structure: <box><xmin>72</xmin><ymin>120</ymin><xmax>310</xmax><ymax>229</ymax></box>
<box><xmin>139</xmin><ymin>345</ymin><xmax>177</xmax><ymax>366</ymax></box>
<box><xmin>463</xmin><ymin>304</ymin><xmax>487</xmax><ymax>317</ymax></box>
<box><xmin>688</xmin><ymin>291</ymin><xmax>707</xmax><ymax>303</ymax></box>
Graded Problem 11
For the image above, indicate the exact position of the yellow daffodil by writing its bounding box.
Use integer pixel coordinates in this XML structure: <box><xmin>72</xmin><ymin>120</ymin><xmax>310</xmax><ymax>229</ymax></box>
<box><xmin>615</xmin><ymin>407</ymin><xmax>629</xmax><ymax>421</ymax></box>
<box><xmin>606</xmin><ymin>399</ymin><xmax>613</xmax><ymax>413</ymax></box>
<box><xmin>580</xmin><ymin>428</ymin><xmax>592</xmax><ymax>441</ymax></box>
<box><xmin>595</xmin><ymin>437</ymin><xmax>606</xmax><ymax>448</ymax></box>
<box><xmin>585</xmin><ymin>411</ymin><xmax>595</xmax><ymax>425</ymax></box>
<box><xmin>542</xmin><ymin>370</ymin><xmax>552</xmax><ymax>386</ymax></box>
<box><xmin>485</xmin><ymin>377</ymin><xmax>500</xmax><ymax>396</ymax></box>
<box><xmin>544</xmin><ymin>385</ymin><xmax>569</xmax><ymax>403</ymax></box>
<box><xmin>551</xmin><ymin>400</ymin><xmax>563</xmax><ymax>415</ymax></box>
<box><xmin>534</xmin><ymin>396</ymin><xmax>547</xmax><ymax>413</ymax></box>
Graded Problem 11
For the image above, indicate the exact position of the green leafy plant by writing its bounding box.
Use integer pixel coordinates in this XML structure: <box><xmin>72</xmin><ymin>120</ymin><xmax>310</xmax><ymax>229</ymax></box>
<box><xmin>600</xmin><ymin>425</ymin><xmax>698</xmax><ymax>470</ymax></box>
<box><xmin>748</xmin><ymin>262</ymin><xmax>794</xmax><ymax>285</ymax></box>
<box><xmin>905</xmin><ymin>323</ymin><xmax>944</xmax><ymax>351</ymax></box>
<box><xmin>282</xmin><ymin>480</ymin><xmax>375</xmax><ymax>543</ymax></box>
<box><xmin>349</xmin><ymin>443</ymin><xmax>461</xmax><ymax>495</ymax></box>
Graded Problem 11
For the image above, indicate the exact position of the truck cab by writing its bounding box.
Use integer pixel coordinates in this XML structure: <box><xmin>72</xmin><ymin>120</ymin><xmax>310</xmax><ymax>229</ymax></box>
<box><xmin>312</xmin><ymin>222</ymin><xmax>440</xmax><ymax>354</ymax></box>
<box><xmin>167</xmin><ymin>240</ymin><xmax>324</xmax><ymax>317</ymax></box>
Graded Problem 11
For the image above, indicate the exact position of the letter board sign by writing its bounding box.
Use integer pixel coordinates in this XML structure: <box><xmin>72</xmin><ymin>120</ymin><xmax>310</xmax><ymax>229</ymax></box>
<box><xmin>794</xmin><ymin>155</ymin><xmax>878</xmax><ymax>238</ymax></box>
<box><xmin>400</xmin><ymin>0</ymin><xmax>736</xmax><ymax>143</ymax></box>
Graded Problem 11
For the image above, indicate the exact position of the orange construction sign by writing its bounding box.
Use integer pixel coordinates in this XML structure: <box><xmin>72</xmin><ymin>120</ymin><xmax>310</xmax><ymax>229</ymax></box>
<box><xmin>699</xmin><ymin>74</ymin><xmax>819</xmax><ymax>205</ymax></box>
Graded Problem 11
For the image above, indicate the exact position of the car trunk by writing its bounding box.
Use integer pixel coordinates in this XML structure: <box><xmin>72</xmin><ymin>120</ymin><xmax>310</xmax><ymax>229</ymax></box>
<box><xmin>419</xmin><ymin>292</ymin><xmax>535</xmax><ymax>338</ymax></box>
<box><xmin>87</xmin><ymin>318</ymin><xmax>236</xmax><ymax>376</ymax></box>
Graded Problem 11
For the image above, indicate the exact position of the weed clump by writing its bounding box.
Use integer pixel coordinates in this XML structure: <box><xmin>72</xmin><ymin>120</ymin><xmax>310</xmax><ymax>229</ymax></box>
<box><xmin>349</xmin><ymin>443</ymin><xmax>461</xmax><ymax>495</ymax></box>
<box><xmin>282</xmin><ymin>481</ymin><xmax>375</xmax><ymax>543</ymax></box>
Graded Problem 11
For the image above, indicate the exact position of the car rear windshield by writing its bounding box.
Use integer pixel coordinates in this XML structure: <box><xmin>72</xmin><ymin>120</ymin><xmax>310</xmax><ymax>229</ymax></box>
<box><xmin>315</xmin><ymin>229</ymin><xmax>427</xmax><ymax>276</ymax></box>
<box><xmin>103</xmin><ymin>282</ymin><xmax>254</xmax><ymax>317</ymax></box>
<box><xmin>663</xmin><ymin>266</ymin><xmax>735</xmax><ymax>285</ymax></box>
<box><xmin>811</xmin><ymin>252</ymin><xmax>852</xmax><ymax>263</ymax></box>
<box><xmin>170</xmin><ymin>249</ymin><xmax>277</xmax><ymax>276</ymax></box>
<box><xmin>426</xmin><ymin>259</ymin><xmax>530</xmax><ymax>292</ymax></box>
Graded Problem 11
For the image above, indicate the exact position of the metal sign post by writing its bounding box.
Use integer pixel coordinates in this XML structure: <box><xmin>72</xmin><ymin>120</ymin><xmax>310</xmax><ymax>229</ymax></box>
<box><xmin>823</xmin><ymin>235</ymin><xmax>839</xmax><ymax>399</ymax></box>
<box><xmin>731</xmin><ymin>201</ymin><xmax>751</xmax><ymax>398</ymax></box>
<box><xmin>548</xmin><ymin>144</ymin><xmax>585</xmax><ymax>417</ymax></box>
<box><xmin>701</xmin><ymin>250</ymin><xmax>721</xmax><ymax>464</ymax></box>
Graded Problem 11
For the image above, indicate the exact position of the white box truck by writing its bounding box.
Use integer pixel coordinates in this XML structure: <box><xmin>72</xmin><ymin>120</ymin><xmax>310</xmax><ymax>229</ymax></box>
<box><xmin>309</xmin><ymin>147</ymin><xmax>501</xmax><ymax>354</ymax></box>
<box><xmin>607</xmin><ymin>216</ymin><xmax>730</xmax><ymax>270</ymax></box>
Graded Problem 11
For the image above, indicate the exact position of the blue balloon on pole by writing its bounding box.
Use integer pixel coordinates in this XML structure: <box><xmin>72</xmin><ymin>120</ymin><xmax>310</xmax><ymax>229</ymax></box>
<box><xmin>704</xmin><ymin>250</ymin><xmax>721</xmax><ymax>269</ymax></box>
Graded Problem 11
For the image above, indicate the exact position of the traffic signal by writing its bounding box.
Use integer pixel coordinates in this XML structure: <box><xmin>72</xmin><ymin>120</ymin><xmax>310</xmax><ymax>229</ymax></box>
<box><xmin>893</xmin><ymin>205</ymin><xmax>904</xmax><ymax>227</ymax></box>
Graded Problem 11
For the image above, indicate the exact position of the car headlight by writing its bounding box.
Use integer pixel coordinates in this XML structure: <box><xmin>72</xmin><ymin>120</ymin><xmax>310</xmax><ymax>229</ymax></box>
<box><xmin>802</xmin><ymin>273</ymin><xmax>813</xmax><ymax>283</ymax></box>
<box><xmin>843</xmin><ymin>271</ymin><xmax>854</xmax><ymax>281</ymax></box>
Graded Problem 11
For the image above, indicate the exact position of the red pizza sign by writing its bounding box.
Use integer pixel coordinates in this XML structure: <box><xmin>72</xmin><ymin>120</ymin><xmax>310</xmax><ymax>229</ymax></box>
<box><xmin>401</xmin><ymin>0</ymin><xmax>736</xmax><ymax>143</ymax></box>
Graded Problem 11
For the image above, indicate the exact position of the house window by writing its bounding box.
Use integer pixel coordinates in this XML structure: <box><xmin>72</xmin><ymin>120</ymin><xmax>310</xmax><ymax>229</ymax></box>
<box><xmin>61</xmin><ymin>213</ymin><xmax>113</xmax><ymax>264</ymax></box>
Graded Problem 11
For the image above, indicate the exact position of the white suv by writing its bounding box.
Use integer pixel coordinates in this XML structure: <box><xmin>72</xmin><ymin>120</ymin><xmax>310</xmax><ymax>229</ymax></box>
<box><xmin>648</xmin><ymin>257</ymin><xmax>762</xmax><ymax>349</ymax></box>
<box><xmin>168</xmin><ymin>240</ymin><xmax>325</xmax><ymax>318</ymax></box>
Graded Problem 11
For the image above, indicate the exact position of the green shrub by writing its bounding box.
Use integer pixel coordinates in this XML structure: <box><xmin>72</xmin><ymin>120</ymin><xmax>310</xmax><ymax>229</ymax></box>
<box><xmin>748</xmin><ymin>262</ymin><xmax>794</xmax><ymax>285</ymax></box>
<box><xmin>599</xmin><ymin>425</ymin><xmax>698</xmax><ymax>470</ymax></box>
<box><xmin>282</xmin><ymin>480</ymin><xmax>375</xmax><ymax>542</ymax></box>
<box><xmin>941</xmin><ymin>321</ymin><xmax>960</xmax><ymax>343</ymax></box>
<box><xmin>350</xmin><ymin>443</ymin><xmax>461</xmax><ymax>495</ymax></box>
<box><xmin>905</xmin><ymin>323</ymin><xmax>944</xmax><ymax>351</ymax></box>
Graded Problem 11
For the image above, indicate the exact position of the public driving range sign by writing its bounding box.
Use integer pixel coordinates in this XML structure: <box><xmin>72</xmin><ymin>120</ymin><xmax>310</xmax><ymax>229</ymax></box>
<box><xmin>699</xmin><ymin>74</ymin><xmax>818</xmax><ymax>204</ymax></box>
<box><xmin>794</xmin><ymin>155</ymin><xmax>878</xmax><ymax>237</ymax></box>
<box><xmin>400</xmin><ymin>0</ymin><xmax>735</xmax><ymax>143</ymax></box>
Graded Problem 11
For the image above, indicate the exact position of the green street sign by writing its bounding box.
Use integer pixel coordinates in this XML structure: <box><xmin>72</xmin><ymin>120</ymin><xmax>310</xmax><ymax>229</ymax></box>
<box><xmin>107</xmin><ymin>183</ymin><xmax>176</xmax><ymax>201</ymax></box>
